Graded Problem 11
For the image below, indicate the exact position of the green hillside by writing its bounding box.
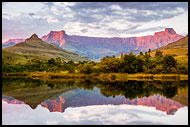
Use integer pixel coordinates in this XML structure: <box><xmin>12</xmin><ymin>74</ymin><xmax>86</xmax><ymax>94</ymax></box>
<box><xmin>3</xmin><ymin>34</ymin><xmax>91</xmax><ymax>62</ymax></box>
<box><xmin>2</xmin><ymin>50</ymin><xmax>49</xmax><ymax>64</ymax></box>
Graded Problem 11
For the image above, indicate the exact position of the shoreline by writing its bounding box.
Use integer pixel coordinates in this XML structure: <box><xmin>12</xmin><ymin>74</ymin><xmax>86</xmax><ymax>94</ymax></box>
<box><xmin>2</xmin><ymin>72</ymin><xmax>188</xmax><ymax>81</ymax></box>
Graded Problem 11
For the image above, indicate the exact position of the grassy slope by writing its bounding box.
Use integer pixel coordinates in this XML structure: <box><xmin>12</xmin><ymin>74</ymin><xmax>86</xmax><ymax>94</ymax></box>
<box><xmin>150</xmin><ymin>35</ymin><xmax>188</xmax><ymax>66</ymax></box>
<box><xmin>3</xmin><ymin>39</ymin><xmax>90</xmax><ymax>62</ymax></box>
<box><xmin>2</xmin><ymin>50</ymin><xmax>46</xmax><ymax>64</ymax></box>
<box><xmin>151</xmin><ymin>35</ymin><xmax>188</xmax><ymax>57</ymax></box>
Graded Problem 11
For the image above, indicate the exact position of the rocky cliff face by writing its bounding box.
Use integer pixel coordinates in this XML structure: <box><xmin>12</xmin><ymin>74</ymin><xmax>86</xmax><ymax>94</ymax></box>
<box><xmin>39</xmin><ymin>94</ymin><xmax>184</xmax><ymax>115</ymax></box>
<box><xmin>41</xmin><ymin>30</ymin><xmax>66</xmax><ymax>46</ymax></box>
<box><xmin>3</xmin><ymin>28</ymin><xmax>183</xmax><ymax>59</ymax></box>
<box><xmin>2</xmin><ymin>97</ymin><xmax>24</xmax><ymax>104</ymax></box>
<box><xmin>40</xmin><ymin>96</ymin><xmax>65</xmax><ymax>112</ymax></box>
<box><xmin>2</xmin><ymin>93</ymin><xmax>184</xmax><ymax>115</ymax></box>
<box><xmin>44</xmin><ymin>28</ymin><xmax>183</xmax><ymax>59</ymax></box>
<box><xmin>123</xmin><ymin>95</ymin><xmax>184</xmax><ymax>115</ymax></box>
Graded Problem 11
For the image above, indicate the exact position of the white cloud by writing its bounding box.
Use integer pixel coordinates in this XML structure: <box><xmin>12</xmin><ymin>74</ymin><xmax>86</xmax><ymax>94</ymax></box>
<box><xmin>110</xmin><ymin>5</ymin><xmax>122</xmax><ymax>10</ymax></box>
<box><xmin>2</xmin><ymin>100</ymin><xmax>188</xmax><ymax>125</ymax></box>
<box><xmin>2</xmin><ymin>2</ymin><xmax>188</xmax><ymax>41</ymax></box>
<box><xmin>46</xmin><ymin>16</ymin><xmax>59</xmax><ymax>23</ymax></box>
<box><xmin>2</xmin><ymin>2</ymin><xmax>45</xmax><ymax>17</ymax></box>
<box><xmin>139</xmin><ymin>11</ymin><xmax>188</xmax><ymax>36</ymax></box>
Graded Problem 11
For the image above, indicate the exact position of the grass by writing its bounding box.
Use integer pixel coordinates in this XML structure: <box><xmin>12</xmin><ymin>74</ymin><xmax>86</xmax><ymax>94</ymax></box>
<box><xmin>175</xmin><ymin>55</ymin><xmax>188</xmax><ymax>66</ymax></box>
<box><xmin>162</xmin><ymin>48</ymin><xmax>188</xmax><ymax>56</ymax></box>
<box><xmin>3</xmin><ymin>72</ymin><xmax>188</xmax><ymax>81</ymax></box>
<box><xmin>2</xmin><ymin>50</ymin><xmax>49</xmax><ymax>64</ymax></box>
<box><xmin>151</xmin><ymin>48</ymin><xmax>188</xmax><ymax>57</ymax></box>
<box><xmin>153</xmin><ymin>74</ymin><xmax>180</xmax><ymax>80</ymax></box>
<box><xmin>179</xmin><ymin>75</ymin><xmax>188</xmax><ymax>80</ymax></box>
<box><xmin>98</xmin><ymin>73</ymin><xmax>187</xmax><ymax>81</ymax></box>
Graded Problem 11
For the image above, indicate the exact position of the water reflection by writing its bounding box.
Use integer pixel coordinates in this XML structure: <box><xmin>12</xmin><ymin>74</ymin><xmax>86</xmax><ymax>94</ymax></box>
<box><xmin>2</xmin><ymin>77</ymin><xmax>188</xmax><ymax>115</ymax></box>
<box><xmin>2</xmin><ymin>100</ymin><xmax>188</xmax><ymax>125</ymax></box>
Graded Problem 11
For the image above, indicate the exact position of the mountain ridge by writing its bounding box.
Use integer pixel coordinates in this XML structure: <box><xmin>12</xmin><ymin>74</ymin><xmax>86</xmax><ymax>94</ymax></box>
<box><xmin>3</xmin><ymin>34</ymin><xmax>91</xmax><ymax>62</ymax></box>
<box><xmin>2</xmin><ymin>28</ymin><xmax>184</xmax><ymax>59</ymax></box>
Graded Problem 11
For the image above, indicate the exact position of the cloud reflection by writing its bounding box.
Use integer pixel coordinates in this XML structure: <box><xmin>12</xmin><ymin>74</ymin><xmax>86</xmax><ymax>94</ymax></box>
<box><xmin>2</xmin><ymin>100</ymin><xmax>188</xmax><ymax>125</ymax></box>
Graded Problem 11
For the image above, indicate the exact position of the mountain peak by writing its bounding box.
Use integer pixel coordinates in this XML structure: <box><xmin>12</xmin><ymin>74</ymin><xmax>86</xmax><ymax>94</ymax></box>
<box><xmin>165</xmin><ymin>28</ymin><xmax>176</xmax><ymax>35</ymax></box>
<box><xmin>31</xmin><ymin>34</ymin><xmax>39</xmax><ymax>38</ymax></box>
<box><xmin>25</xmin><ymin>34</ymin><xmax>41</xmax><ymax>42</ymax></box>
<box><xmin>41</xmin><ymin>30</ymin><xmax>66</xmax><ymax>46</ymax></box>
<box><xmin>49</xmin><ymin>30</ymin><xmax>65</xmax><ymax>34</ymax></box>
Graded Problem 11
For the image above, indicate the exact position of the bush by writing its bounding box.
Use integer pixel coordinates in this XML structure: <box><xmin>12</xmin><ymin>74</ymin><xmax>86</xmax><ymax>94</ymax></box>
<box><xmin>155</xmin><ymin>50</ymin><xmax>163</xmax><ymax>57</ymax></box>
<box><xmin>152</xmin><ymin>65</ymin><xmax>163</xmax><ymax>74</ymax></box>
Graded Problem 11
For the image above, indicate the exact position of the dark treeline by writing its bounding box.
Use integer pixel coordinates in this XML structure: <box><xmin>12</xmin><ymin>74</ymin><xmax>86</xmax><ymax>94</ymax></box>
<box><xmin>2</xmin><ymin>50</ymin><xmax>188</xmax><ymax>74</ymax></box>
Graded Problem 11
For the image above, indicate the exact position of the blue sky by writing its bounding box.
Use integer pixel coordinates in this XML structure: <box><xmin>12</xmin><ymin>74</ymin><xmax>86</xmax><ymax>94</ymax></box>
<box><xmin>2</xmin><ymin>2</ymin><xmax>188</xmax><ymax>42</ymax></box>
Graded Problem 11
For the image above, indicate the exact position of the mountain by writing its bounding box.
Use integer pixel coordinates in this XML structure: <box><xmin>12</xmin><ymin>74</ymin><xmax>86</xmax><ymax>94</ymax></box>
<box><xmin>41</xmin><ymin>28</ymin><xmax>183</xmax><ymax>59</ymax></box>
<box><xmin>153</xmin><ymin>35</ymin><xmax>188</xmax><ymax>50</ymax></box>
<box><xmin>2</xmin><ymin>81</ymin><xmax>74</xmax><ymax>109</ymax></box>
<box><xmin>41</xmin><ymin>96</ymin><xmax>66</xmax><ymax>112</ymax></box>
<box><xmin>41</xmin><ymin>30</ymin><xmax>66</xmax><ymax>47</ymax></box>
<box><xmin>2</xmin><ymin>39</ymin><xmax>25</xmax><ymax>48</ymax></box>
<box><xmin>2</xmin><ymin>94</ymin><xmax>185</xmax><ymax>115</ymax></box>
<box><xmin>2</xmin><ymin>88</ymin><xmax>73</xmax><ymax>109</ymax></box>
<box><xmin>3</xmin><ymin>28</ymin><xmax>183</xmax><ymax>59</ymax></box>
<box><xmin>151</xmin><ymin>35</ymin><xmax>188</xmax><ymax>56</ymax></box>
<box><xmin>2</xmin><ymin>34</ymin><xmax>90</xmax><ymax>62</ymax></box>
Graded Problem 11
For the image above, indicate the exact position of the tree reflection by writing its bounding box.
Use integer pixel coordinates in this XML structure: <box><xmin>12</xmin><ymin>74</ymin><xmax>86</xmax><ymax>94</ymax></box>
<box><xmin>2</xmin><ymin>77</ymin><xmax>188</xmax><ymax>100</ymax></box>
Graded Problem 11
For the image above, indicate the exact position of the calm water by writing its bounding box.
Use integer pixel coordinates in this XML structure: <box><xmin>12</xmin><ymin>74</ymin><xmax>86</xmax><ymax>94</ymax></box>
<box><xmin>2</xmin><ymin>77</ymin><xmax>188</xmax><ymax>125</ymax></box>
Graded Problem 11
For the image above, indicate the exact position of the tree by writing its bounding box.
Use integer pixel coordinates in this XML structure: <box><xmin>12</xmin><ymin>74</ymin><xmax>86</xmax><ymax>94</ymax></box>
<box><xmin>145</xmin><ymin>52</ymin><xmax>148</xmax><ymax>57</ymax></box>
<box><xmin>139</xmin><ymin>52</ymin><xmax>144</xmax><ymax>56</ymax></box>
<box><xmin>55</xmin><ymin>57</ymin><xmax>62</xmax><ymax>65</ymax></box>
<box><xmin>120</xmin><ymin>52</ymin><xmax>124</xmax><ymax>57</ymax></box>
<box><xmin>162</xmin><ymin>55</ymin><xmax>177</xmax><ymax>73</ymax></box>
<box><xmin>120</xmin><ymin>53</ymin><xmax>144</xmax><ymax>73</ymax></box>
<box><xmin>98</xmin><ymin>56</ymin><xmax>120</xmax><ymax>73</ymax></box>
<box><xmin>48</xmin><ymin>58</ymin><xmax>56</xmax><ymax>66</ymax></box>
<box><xmin>65</xmin><ymin>60</ymin><xmax>76</xmax><ymax>73</ymax></box>
<box><xmin>78</xmin><ymin>63</ymin><xmax>94</xmax><ymax>74</ymax></box>
<box><xmin>155</xmin><ymin>50</ymin><xmax>163</xmax><ymax>57</ymax></box>
<box><xmin>148</xmin><ymin>49</ymin><xmax>151</xmax><ymax>57</ymax></box>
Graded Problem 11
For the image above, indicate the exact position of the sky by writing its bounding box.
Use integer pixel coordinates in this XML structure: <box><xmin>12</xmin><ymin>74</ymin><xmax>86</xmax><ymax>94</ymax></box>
<box><xmin>2</xmin><ymin>2</ymin><xmax>188</xmax><ymax>42</ymax></box>
<box><xmin>2</xmin><ymin>100</ymin><xmax>188</xmax><ymax>125</ymax></box>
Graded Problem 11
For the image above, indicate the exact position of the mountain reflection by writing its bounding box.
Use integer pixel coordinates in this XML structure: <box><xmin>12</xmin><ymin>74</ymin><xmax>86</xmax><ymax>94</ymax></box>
<box><xmin>2</xmin><ymin>77</ymin><xmax>188</xmax><ymax>115</ymax></box>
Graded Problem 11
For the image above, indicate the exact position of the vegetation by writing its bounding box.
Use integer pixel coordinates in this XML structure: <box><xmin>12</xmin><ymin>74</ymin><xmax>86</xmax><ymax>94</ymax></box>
<box><xmin>2</xmin><ymin>49</ymin><xmax>188</xmax><ymax>75</ymax></box>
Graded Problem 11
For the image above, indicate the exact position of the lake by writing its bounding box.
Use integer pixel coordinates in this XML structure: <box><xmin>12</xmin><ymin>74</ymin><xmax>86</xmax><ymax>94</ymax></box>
<box><xmin>2</xmin><ymin>77</ymin><xmax>188</xmax><ymax>125</ymax></box>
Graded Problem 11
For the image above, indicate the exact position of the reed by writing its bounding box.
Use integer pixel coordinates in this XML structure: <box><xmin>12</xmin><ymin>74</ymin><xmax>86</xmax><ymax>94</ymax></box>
<box><xmin>3</xmin><ymin>72</ymin><xmax>188</xmax><ymax>81</ymax></box>
<box><xmin>179</xmin><ymin>75</ymin><xmax>188</xmax><ymax>80</ymax></box>
<box><xmin>153</xmin><ymin>74</ymin><xmax>180</xmax><ymax>80</ymax></box>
